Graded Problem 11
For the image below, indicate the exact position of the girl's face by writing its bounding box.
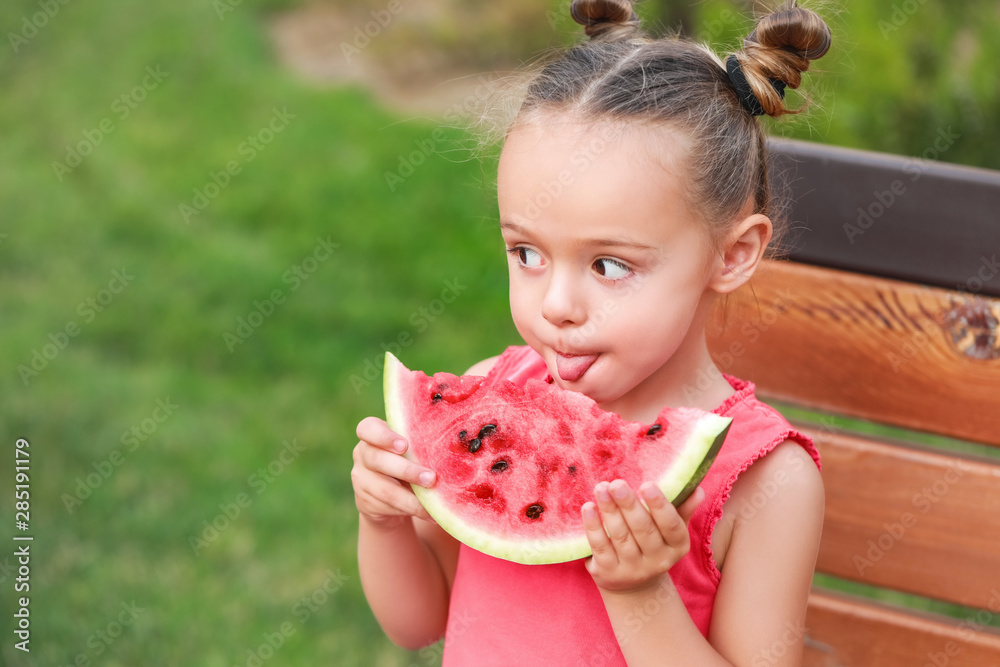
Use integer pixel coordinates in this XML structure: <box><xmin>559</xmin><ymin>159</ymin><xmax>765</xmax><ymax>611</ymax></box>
<box><xmin>497</xmin><ymin>115</ymin><xmax>721</xmax><ymax>415</ymax></box>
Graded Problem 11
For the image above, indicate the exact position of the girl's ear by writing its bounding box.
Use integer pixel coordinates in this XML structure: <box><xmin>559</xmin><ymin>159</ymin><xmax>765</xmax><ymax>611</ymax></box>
<box><xmin>708</xmin><ymin>213</ymin><xmax>773</xmax><ymax>294</ymax></box>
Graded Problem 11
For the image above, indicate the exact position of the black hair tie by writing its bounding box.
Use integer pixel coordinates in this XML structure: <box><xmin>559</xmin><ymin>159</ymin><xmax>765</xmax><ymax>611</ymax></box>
<box><xmin>725</xmin><ymin>55</ymin><xmax>786</xmax><ymax>117</ymax></box>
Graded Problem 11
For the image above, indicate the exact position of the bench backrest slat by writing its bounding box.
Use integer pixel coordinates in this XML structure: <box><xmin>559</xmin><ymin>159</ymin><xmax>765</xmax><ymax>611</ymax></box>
<box><xmin>804</xmin><ymin>427</ymin><xmax>1000</xmax><ymax>610</ymax></box>
<box><xmin>708</xmin><ymin>260</ymin><xmax>1000</xmax><ymax>447</ymax></box>
<box><xmin>807</xmin><ymin>589</ymin><xmax>1000</xmax><ymax>666</ymax></box>
<box><xmin>771</xmin><ymin>138</ymin><xmax>1000</xmax><ymax>298</ymax></box>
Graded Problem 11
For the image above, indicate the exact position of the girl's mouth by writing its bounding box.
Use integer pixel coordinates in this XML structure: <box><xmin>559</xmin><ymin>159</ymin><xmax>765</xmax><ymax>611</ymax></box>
<box><xmin>554</xmin><ymin>351</ymin><xmax>598</xmax><ymax>382</ymax></box>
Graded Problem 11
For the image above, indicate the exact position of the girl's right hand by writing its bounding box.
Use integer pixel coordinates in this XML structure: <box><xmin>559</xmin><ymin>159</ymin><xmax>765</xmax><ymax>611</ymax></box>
<box><xmin>352</xmin><ymin>416</ymin><xmax>436</xmax><ymax>528</ymax></box>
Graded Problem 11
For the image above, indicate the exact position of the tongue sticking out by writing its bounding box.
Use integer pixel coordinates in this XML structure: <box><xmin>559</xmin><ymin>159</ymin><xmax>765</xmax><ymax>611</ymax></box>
<box><xmin>555</xmin><ymin>353</ymin><xmax>598</xmax><ymax>382</ymax></box>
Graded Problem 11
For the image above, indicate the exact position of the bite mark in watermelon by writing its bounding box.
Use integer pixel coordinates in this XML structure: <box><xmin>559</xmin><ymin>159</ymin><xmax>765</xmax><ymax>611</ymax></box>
<box><xmin>383</xmin><ymin>351</ymin><xmax>732</xmax><ymax>565</ymax></box>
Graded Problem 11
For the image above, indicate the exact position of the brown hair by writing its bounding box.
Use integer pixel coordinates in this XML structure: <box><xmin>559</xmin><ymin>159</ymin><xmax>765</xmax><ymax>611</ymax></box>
<box><xmin>471</xmin><ymin>0</ymin><xmax>831</xmax><ymax>256</ymax></box>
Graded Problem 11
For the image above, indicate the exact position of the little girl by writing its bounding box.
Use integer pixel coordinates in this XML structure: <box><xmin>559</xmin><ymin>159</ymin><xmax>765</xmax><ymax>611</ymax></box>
<box><xmin>352</xmin><ymin>1</ymin><xmax>830</xmax><ymax>664</ymax></box>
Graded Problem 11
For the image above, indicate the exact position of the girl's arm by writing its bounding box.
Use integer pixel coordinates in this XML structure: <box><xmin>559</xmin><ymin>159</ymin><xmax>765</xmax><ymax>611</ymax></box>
<box><xmin>356</xmin><ymin>507</ymin><xmax>458</xmax><ymax>649</ymax></box>
<box><xmin>587</xmin><ymin>440</ymin><xmax>824</xmax><ymax>666</ymax></box>
<box><xmin>354</xmin><ymin>355</ymin><xmax>499</xmax><ymax>649</ymax></box>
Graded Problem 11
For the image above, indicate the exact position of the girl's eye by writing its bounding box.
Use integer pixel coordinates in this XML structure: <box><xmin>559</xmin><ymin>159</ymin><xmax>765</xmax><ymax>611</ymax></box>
<box><xmin>593</xmin><ymin>258</ymin><xmax>631</xmax><ymax>280</ymax></box>
<box><xmin>509</xmin><ymin>247</ymin><xmax>543</xmax><ymax>268</ymax></box>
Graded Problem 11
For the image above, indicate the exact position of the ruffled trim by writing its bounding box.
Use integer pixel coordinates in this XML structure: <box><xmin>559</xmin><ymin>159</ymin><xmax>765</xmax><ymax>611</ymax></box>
<box><xmin>698</xmin><ymin>374</ymin><xmax>822</xmax><ymax>583</ymax></box>
<box><xmin>714</xmin><ymin>373</ymin><xmax>757</xmax><ymax>416</ymax></box>
<box><xmin>699</xmin><ymin>427</ymin><xmax>819</xmax><ymax>583</ymax></box>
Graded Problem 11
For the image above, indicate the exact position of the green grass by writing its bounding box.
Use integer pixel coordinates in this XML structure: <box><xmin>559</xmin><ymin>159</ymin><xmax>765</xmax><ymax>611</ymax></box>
<box><xmin>2</xmin><ymin>0</ymin><xmax>998</xmax><ymax>664</ymax></box>
<box><xmin>0</xmin><ymin>1</ymin><xmax>517</xmax><ymax>664</ymax></box>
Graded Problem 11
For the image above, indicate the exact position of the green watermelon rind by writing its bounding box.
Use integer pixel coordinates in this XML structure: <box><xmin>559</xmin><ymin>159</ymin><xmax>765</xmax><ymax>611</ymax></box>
<box><xmin>383</xmin><ymin>350</ymin><xmax>732</xmax><ymax>565</ymax></box>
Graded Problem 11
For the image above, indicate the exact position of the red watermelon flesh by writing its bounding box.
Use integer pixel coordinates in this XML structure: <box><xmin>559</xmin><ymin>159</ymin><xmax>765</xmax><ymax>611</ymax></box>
<box><xmin>383</xmin><ymin>351</ymin><xmax>732</xmax><ymax>564</ymax></box>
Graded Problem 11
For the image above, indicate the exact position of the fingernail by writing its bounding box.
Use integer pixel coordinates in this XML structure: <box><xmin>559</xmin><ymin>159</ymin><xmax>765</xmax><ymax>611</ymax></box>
<box><xmin>582</xmin><ymin>502</ymin><xmax>597</xmax><ymax>519</ymax></box>
<box><xmin>611</xmin><ymin>482</ymin><xmax>629</xmax><ymax>500</ymax></box>
<box><xmin>418</xmin><ymin>471</ymin><xmax>434</xmax><ymax>487</ymax></box>
<box><xmin>393</xmin><ymin>439</ymin><xmax>406</xmax><ymax>453</ymax></box>
<box><xmin>640</xmin><ymin>483</ymin><xmax>659</xmax><ymax>500</ymax></box>
<box><xmin>596</xmin><ymin>483</ymin><xmax>612</xmax><ymax>502</ymax></box>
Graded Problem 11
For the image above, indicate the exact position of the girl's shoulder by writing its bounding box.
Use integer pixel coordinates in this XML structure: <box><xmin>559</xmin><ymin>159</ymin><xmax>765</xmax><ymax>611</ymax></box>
<box><xmin>464</xmin><ymin>354</ymin><xmax>501</xmax><ymax>376</ymax></box>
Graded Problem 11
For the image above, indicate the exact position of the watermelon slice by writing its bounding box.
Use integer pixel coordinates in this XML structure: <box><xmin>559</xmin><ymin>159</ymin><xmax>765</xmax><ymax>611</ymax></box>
<box><xmin>383</xmin><ymin>351</ymin><xmax>731</xmax><ymax>565</ymax></box>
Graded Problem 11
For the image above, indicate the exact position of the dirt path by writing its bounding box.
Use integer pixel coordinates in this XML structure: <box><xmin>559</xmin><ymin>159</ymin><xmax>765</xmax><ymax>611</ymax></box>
<box><xmin>268</xmin><ymin>3</ymin><xmax>518</xmax><ymax>120</ymax></box>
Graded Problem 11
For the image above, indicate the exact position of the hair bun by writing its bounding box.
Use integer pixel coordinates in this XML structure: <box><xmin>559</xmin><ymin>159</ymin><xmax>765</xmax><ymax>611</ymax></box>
<box><xmin>734</xmin><ymin>1</ymin><xmax>832</xmax><ymax>117</ymax></box>
<box><xmin>570</xmin><ymin>0</ymin><xmax>643</xmax><ymax>42</ymax></box>
<box><xmin>749</xmin><ymin>3</ymin><xmax>831</xmax><ymax>60</ymax></box>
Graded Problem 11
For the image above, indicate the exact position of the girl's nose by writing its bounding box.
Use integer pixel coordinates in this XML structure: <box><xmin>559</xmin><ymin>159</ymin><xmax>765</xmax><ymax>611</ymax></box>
<box><xmin>540</xmin><ymin>269</ymin><xmax>587</xmax><ymax>327</ymax></box>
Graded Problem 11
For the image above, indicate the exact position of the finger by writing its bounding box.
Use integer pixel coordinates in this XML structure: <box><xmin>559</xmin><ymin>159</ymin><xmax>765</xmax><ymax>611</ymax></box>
<box><xmin>356</xmin><ymin>416</ymin><xmax>407</xmax><ymax>453</ymax></box>
<box><xmin>609</xmin><ymin>479</ymin><xmax>663</xmax><ymax>556</ymax></box>
<box><xmin>360</xmin><ymin>443</ymin><xmax>436</xmax><ymax>489</ymax></box>
<box><xmin>677</xmin><ymin>486</ymin><xmax>705</xmax><ymax>524</ymax></box>
<box><xmin>640</xmin><ymin>482</ymin><xmax>691</xmax><ymax>549</ymax></box>
<box><xmin>595</xmin><ymin>481</ymin><xmax>641</xmax><ymax>560</ymax></box>
<box><xmin>353</xmin><ymin>467</ymin><xmax>432</xmax><ymax>520</ymax></box>
<box><xmin>581</xmin><ymin>501</ymin><xmax>617</xmax><ymax>568</ymax></box>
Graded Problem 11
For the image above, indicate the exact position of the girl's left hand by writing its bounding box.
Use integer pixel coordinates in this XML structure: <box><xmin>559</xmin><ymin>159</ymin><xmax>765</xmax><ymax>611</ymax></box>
<box><xmin>583</xmin><ymin>480</ymin><xmax>705</xmax><ymax>594</ymax></box>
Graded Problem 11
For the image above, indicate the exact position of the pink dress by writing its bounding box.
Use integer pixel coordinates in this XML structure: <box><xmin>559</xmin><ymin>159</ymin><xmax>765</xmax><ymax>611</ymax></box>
<box><xmin>440</xmin><ymin>345</ymin><xmax>821</xmax><ymax>666</ymax></box>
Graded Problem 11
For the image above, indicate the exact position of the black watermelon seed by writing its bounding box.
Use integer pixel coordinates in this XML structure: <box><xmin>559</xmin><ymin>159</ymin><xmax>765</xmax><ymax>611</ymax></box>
<box><xmin>567</xmin><ymin>465</ymin><xmax>577</xmax><ymax>474</ymax></box>
<box><xmin>468</xmin><ymin>438</ymin><xmax>482</xmax><ymax>453</ymax></box>
<box><xmin>432</xmin><ymin>393</ymin><xmax>443</xmax><ymax>401</ymax></box>
<box><xmin>525</xmin><ymin>504</ymin><xmax>544</xmax><ymax>519</ymax></box>
<box><xmin>646</xmin><ymin>424</ymin><xmax>662</xmax><ymax>436</ymax></box>
<box><xmin>477</xmin><ymin>424</ymin><xmax>497</xmax><ymax>439</ymax></box>
<box><xmin>490</xmin><ymin>460</ymin><xmax>508</xmax><ymax>473</ymax></box>
<box><xmin>458</xmin><ymin>430</ymin><xmax>467</xmax><ymax>441</ymax></box>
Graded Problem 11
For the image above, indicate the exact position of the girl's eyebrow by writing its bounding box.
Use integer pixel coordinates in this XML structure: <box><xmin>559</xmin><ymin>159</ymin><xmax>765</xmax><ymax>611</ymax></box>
<box><xmin>499</xmin><ymin>219</ymin><xmax>656</xmax><ymax>251</ymax></box>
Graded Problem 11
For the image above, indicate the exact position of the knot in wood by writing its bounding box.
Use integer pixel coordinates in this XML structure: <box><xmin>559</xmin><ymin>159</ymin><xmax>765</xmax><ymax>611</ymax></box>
<box><xmin>945</xmin><ymin>298</ymin><xmax>1000</xmax><ymax>360</ymax></box>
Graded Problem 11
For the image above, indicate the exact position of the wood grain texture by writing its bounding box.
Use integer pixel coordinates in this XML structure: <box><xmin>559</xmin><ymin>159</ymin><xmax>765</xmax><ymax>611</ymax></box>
<box><xmin>769</xmin><ymin>137</ymin><xmax>1000</xmax><ymax>298</ymax></box>
<box><xmin>801</xmin><ymin>427</ymin><xmax>1000</xmax><ymax>609</ymax></box>
<box><xmin>803</xmin><ymin>589</ymin><xmax>1000</xmax><ymax>667</ymax></box>
<box><xmin>706</xmin><ymin>260</ymin><xmax>1000</xmax><ymax>447</ymax></box>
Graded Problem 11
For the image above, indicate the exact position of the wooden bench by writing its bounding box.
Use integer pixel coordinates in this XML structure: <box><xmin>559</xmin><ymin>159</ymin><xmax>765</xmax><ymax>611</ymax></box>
<box><xmin>706</xmin><ymin>137</ymin><xmax>1000</xmax><ymax>666</ymax></box>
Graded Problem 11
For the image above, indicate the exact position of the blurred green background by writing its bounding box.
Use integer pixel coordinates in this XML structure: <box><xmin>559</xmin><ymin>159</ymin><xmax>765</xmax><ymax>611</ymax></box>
<box><xmin>1</xmin><ymin>0</ymin><xmax>997</xmax><ymax>665</ymax></box>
